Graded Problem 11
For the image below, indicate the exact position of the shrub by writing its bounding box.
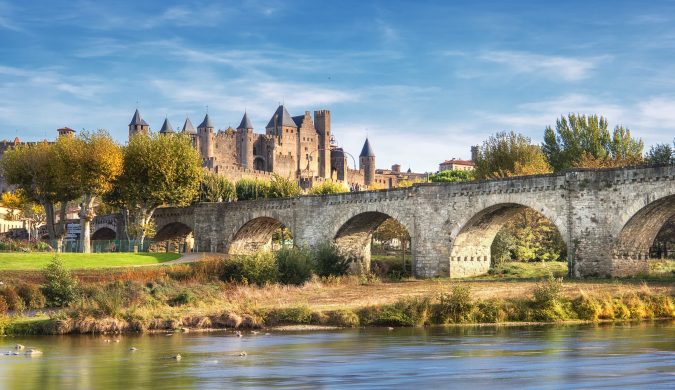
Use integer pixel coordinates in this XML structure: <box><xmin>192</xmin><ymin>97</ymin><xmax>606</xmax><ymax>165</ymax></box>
<box><xmin>574</xmin><ymin>293</ymin><xmax>602</xmax><ymax>321</ymax></box>
<box><xmin>169</xmin><ymin>291</ymin><xmax>196</xmax><ymax>307</ymax></box>
<box><xmin>17</xmin><ymin>283</ymin><xmax>46</xmax><ymax>310</ymax></box>
<box><xmin>434</xmin><ymin>284</ymin><xmax>475</xmax><ymax>324</ymax></box>
<box><xmin>0</xmin><ymin>296</ymin><xmax>8</xmax><ymax>314</ymax></box>
<box><xmin>266</xmin><ymin>306</ymin><xmax>313</xmax><ymax>325</ymax></box>
<box><xmin>313</xmin><ymin>243</ymin><xmax>351</xmax><ymax>277</ymax></box>
<box><xmin>325</xmin><ymin>309</ymin><xmax>360</xmax><ymax>327</ymax></box>
<box><xmin>269</xmin><ymin>174</ymin><xmax>301</xmax><ymax>198</ymax></box>
<box><xmin>362</xmin><ymin>297</ymin><xmax>431</xmax><ymax>327</ymax></box>
<box><xmin>532</xmin><ymin>275</ymin><xmax>563</xmax><ymax>306</ymax></box>
<box><xmin>0</xmin><ymin>286</ymin><xmax>25</xmax><ymax>313</ymax></box>
<box><xmin>90</xmin><ymin>284</ymin><xmax>126</xmax><ymax>317</ymax></box>
<box><xmin>221</xmin><ymin>252</ymin><xmax>278</xmax><ymax>285</ymax></box>
<box><xmin>474</xmin><ymin>300</ymin><xmax>507</xmax><ymax>323</ymax></box>
<box><xmin>41</xmin><ymin>256</ymin><xmax>79</xmax><ymax>307</ymax></box>
<box><xmin>530</xmin><ymin>276</ymin><xmax>572</xmax><ymax>321</ymax></box>
<box><xmin>276</xmin><ymin>247</ymin><xmax>313</xmax><ymax>285</ymax></box>
<box><xmin>309</xmin><ymin>181</ymin><xmax>350</xmax><ymax>195</ymax></box>
<box><xmin>235</xmin><ymin>178</ymin><xmax>271</xmax><ymax>200</ymax></box>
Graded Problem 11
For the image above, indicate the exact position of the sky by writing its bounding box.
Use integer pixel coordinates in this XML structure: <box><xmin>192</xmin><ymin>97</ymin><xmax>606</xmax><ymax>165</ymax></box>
<box><xmin>1</xmin><ymin>0</ymin><xmax>674</xmax><ymax>172</ymax></box>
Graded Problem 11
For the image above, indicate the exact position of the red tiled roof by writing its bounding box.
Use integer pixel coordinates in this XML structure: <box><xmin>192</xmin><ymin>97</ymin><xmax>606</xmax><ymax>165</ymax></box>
<box><xmin>440</xmin><ymin>159</ymin><xmax>475</xmax><ymax>166</ymax></box>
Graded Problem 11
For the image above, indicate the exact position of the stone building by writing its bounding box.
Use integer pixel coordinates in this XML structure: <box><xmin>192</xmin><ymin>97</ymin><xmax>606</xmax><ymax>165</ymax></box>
<box><xmin>438</xmin><ymin>158</ymin><xmax>475</xmax><ymax>172</ymax></box>
<box><xmin>129</xmin><ymin>105</ymin><xmax>422</xmax><ymax>190</ymax></box>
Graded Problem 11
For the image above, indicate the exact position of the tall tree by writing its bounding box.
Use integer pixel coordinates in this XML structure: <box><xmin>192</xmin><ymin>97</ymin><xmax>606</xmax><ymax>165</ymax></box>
<box><xmin>110</xmin><ymin>133</ymin><xmax>202</xmax><ymax>246</ymax></box>
<box><xmin>69</xmin><ymin>130</ymin><xmax>123</xmax><ymax>253</ymax></box>
<box><xmin>200</xmin><ymin>172</ymin><xmax>236</xmax><ymax>202</ymax></box>
<box><xmin>0</xmin><ymin>139</ymin><xmax>79</xmax><ymax>249</ymax></box>
<box><xmin>542</xmin><ymin>114</ymin><xmax>643</xmax><ymax>171</ymax></box>
<box><xmin>474</xmin><ymin>131</ymin><xmax>551</xmax><ymax>179</ymax></box>
<box><xmin>0</xmin><ymin>189</ymin><xmax>45</xmax><ymax>240</ymax></box>
<box><xmin>645</xmin><ymin>140</ymin><xmax>674</xmax><ymax>164</ymax></box>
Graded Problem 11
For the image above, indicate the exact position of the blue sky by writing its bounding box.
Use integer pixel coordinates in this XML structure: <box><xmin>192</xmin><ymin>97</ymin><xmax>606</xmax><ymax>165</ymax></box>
<box><xmin>1</xmin><ymin>0</ymin><xmax>674</xmax><ymax>172</ymax></box>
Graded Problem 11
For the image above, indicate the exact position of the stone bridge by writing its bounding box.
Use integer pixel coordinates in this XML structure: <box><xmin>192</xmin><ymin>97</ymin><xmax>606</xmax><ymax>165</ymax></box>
<box><xmin>98</xmin><ymin>165</ymin><xmax>675</xmax><ymax>278</ymax></box>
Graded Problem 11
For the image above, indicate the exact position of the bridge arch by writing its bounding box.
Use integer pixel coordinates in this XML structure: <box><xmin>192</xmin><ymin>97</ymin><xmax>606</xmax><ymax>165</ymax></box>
<box><xmin>611</xmin><ymin>194</ymin><xmax>675</xmax><ymax>276</ymax></box>
<box><xmin>227</xmin><ymin>216</ymin><xmax>294</xmax><ymax>255</ymax></box>
<box><xmin>91</xmin><ymin>227</ymin><xmax>116</xmax><ymax>240</ymax></box>
<box><xmin>449</xmin><ymin>202</ymin><xmax>568</xmax><ymax>278</ymax></box>
<box><xmin>152</xmin><ymin>221</ymin><xmax>194</xmax><ymax>253</ymax></box>
<box><xmin>332</xmin><ymin>210</ymin><xmax>413</xmax><ymax>273</ymax></box>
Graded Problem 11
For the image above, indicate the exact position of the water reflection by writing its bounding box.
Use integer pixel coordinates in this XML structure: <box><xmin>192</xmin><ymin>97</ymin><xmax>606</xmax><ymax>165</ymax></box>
<box><xmin>0</xmin><ymin>322</ymin><xmax>672</xmax><ymax>389</ymax></box>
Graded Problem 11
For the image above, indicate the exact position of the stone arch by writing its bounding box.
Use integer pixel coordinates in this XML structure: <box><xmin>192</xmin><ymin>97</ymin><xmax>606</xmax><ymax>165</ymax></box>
<box><xmin>253</xmin><ymin>157</ymin><xmax>265</xmax><ymax>171</ymax></box>
<box><xmin>332</xmin><ymin>210</ymin><xmax>413</xmax><ymax>273</ymax></box>
<box><xmin>449</xmin><ymin>202</ymin><xmax>568</xmax><ymax>278</ymax></box>
<box><xmin>227</xmin><ymin>216</ymin><xmax>293</xmax><ymax>254</ymax></box>
<box><xmin>611</xmin><ymin>194</ymin><xmax>675</xmax><ymax>276</ymax></box>
<box><xmin>91</xmin><ymin>227</ymin><xmax>116</xmax><ymax>240</ymax></box>
<box><xmin>152</xmin><ymin>222</ymin><xmax>194</xmax><ymax>253</ymax></box>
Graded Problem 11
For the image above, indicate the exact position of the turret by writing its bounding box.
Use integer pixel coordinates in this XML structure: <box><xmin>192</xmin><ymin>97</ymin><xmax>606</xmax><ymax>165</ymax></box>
<box><xmin>197</xmin><ymin>113</ymin><xmax>214</xmax><ymax>160</ymax></box>
<box><xmin>359</xmin><ymin>138</ymin><xmax>376</xmax><ymax>187</ymax></box>
<box><xmin>128</xmin><ymin>109</ymin><xmax>149</xmax><ymax>140</ymax></box>
<box><xmin>159</xmin><ymin>117</ymin><xmax>174</xmax><ymax>135</ymax></box>
<box><xmin>181</xmin><ymin>117</ymin><xmax>199</xmax><ymax>150</ymax></box>
<box><xmin>236</xmin><ymin>112</ymin><xmax>254</xmax><ymax>169</ymax></box>
<box><xmin>314</xmin><ymin>110</ymin><xmax>331</xmax><ymax>178</ymax></box>
<box><xmin>265</xmin><ymin>105</ymin><xmax>297</xmax><ymax>138</ymax></box>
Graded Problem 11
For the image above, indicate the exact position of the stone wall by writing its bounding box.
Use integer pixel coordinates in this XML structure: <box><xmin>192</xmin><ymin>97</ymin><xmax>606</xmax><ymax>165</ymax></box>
<box><xmin>146</xmin><ymin>164</ymin><xmax>675</xmax><ymax>278</ymax></box>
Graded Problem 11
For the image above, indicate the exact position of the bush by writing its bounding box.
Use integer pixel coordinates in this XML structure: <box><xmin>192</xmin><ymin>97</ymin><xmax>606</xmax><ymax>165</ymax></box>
<box><xmin>434</xmin><ymin>284</ymin><xmax>474</xmax><ymax>324</ymax></box>
<box><xmin>169</xmin><ymin>291</ymin><xmax>196</xmax><ymax>307</ymax></box>
<box><xmin>362</xmin><ymin>297</ymin><xmax>431</xmax><ymax>327</ymax></box>
<box><xmin>266</xmin><ymin>306</ymin><xmax>313</xmax><ymax>325</ymax></box>
<box><xmin>221</xmin><ymin>252</ymin><xmax>278</xmax><ymax>285</ymax></box>
<box><xmin>41</xmin><ymin>256</ymin><xmax>79</xmax><ymax>307</ymax></box>
<box><xmin>313</xmin><ymin>243</ymin><xmax>351</xmax><ymax>277</ymax></box>
<box><xmin>325</xmin><ymin>309</ymin><xmax>360</xmax><ymax>327</ymax></box>
<box><xmin>17</xmin><ymin>283</ymin><xmax>46</xmax><ymax>310</ymax></box>
<box><xmin>235</xmin><ymin>178</ymin><xmax>271</xmax><ymax>200</ymax></box>
<box><xmin>0</xmin><ymin>297</ymin><xmax>8</xmax><ymax>314</ymax></box>
<box><xmin>276</xmin><ymin>247</ymin><xmax>313</xmax><ymax>285</ymax></box>
<box><xmin>309</xmin><ymin>181</ymin><xmax>350</xmax><ymax>195</ymax></box>
<box><xmin>530</xmin><ymin>276</ymin><xmax>572</xmax><ymax>321</ymax></box>
<box><xmin>269</xmin><ymin>174</ymin><xmax>301</xmax><ymax>198</ymax></box>
<box><xmin>0</xmin><ymin>286</ymin><xmax>25</xmax><ymax>313</ymax></box>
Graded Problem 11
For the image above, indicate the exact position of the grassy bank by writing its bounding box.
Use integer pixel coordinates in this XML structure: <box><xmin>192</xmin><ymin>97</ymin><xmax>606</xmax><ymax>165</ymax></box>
<box><xmin>0</xmin><ymin>252</ymin><xmax>180</xmax><ymax>270</ymax></box>
<box><xmin>0</xmin><ymin>256</ymin><xmax>673</xmax><ymax>335</ymax></box>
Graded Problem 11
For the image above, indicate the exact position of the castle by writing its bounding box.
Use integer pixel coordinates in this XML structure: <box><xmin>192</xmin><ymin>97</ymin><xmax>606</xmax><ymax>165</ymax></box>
<box><xmin>128</xmin><ymin>105</ymin><xmax>427</xmax><ymax>190</ymax></box>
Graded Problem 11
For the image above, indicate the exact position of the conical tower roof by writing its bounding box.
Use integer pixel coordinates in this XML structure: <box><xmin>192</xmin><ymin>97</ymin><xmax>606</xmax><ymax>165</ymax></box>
<box><xmin>198</xmin><ymin>113</ymin><xmax>213</xmax><ymax>129</ymax></box>
<box><xmin>159</xmin><ymin>118</ymin><xmax>174</xmax><ymax>134</ymax></box>
<box><xmin>359</xmin><ymin>138</ymin><xmax>375</xmax><ymax>157</ymax></box>
<box><xmin>237</xmin><ymin>112</ymin><xmax>253</xmax><ymax>130</ymax></box>
<box><xmin>129</xmin><ymin>109</ymin><xmax>149</xmax><ymax>127</ymax></box>
<box><xmin>266</xmin><ymin>105</ymin><xmax>297</xmax><ymax>129</ymax></box>
<box><xmin>182</xmin><ymin>118</ymin><xmax>196</xmax><ymax>134</ymax></box>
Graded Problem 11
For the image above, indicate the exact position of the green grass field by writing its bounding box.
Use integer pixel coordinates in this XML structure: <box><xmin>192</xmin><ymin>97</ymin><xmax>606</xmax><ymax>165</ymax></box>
<box><xmin>0</xmin><ymin>252</ymin><xmax>181</xmax><ymax>270</ymax></box>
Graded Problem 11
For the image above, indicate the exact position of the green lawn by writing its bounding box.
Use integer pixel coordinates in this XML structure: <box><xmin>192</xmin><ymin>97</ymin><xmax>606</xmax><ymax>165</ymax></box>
<box><xmin>0</xmin><ymin>252</ymin><xmax>181</xmax><ymax>270</ymax></box>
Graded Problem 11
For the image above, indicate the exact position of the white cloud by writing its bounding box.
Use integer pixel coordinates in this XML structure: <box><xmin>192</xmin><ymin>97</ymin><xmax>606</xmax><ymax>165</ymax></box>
<box><xmin>478</xmin><ymin>51</ymin><xmax>607</xmax><ymax>81</ymax></box>
<box><xmin>0</xmin><ymin>1</ymin><xmax>21</xmax><ymax>31</ymax></box>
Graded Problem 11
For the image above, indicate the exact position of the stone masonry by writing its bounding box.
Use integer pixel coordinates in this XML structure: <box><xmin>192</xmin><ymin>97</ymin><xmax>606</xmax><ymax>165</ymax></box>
<box><xmin>98</xmin><ymin>164</ymin><xmax>675</xmax><ymax>278</ymax></box>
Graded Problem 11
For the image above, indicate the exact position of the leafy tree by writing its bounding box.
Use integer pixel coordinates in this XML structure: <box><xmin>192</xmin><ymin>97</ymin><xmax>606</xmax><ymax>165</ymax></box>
<box><xmin>0</xmin><ymin>189</ymin><xmax>45</xmax><ymax>239</ymax></box>
<box><xmin>0</xmin><ymin>139</ymin><xmax>79</xmax><ymax>248</ymax></box>
<box><xmin>309</xmin><ymin>181</ymin><xmax>350</xmax><ymax>195</ymax></box>
<box><xmin>373</xmin><ymin>218</ymin><xmax>411</xmax><ymax>270</ymax></box>
<box><xmin>109</xmin><ymin>133</ymin><xmax>202</xmax><ymax>245</ymax></box>
<box><xmin>542</xmin><ymin>114</ymin><xmax>643</xmax><ymax>171</ymax></box>
<box><xmin>428</xmin><ymin>169</ymin><xmax>475</xmax><ymax>182</ymax></box>
<box><xmin>200</xmin><ymin>172</ymin><xmax>236</xmax><ymax>202</ymax></box>
<box><xmin>396</xmin><ymin>178</ymin><xmax>426</xmax><ymax>188</ymax></box>
<box><xmin>474</xmin><ymin>131</ymin><xmax>551</xmax><ymax>179</ymax></box>
<box><xmin>68</xmin><ymin>130</ymin><xmax>123</xmax><ymax>253</ymax></box>
<box><xmin>645</xmin><ymin>140</ymin><xmax>674</xmax><ymax>164</ymax></box>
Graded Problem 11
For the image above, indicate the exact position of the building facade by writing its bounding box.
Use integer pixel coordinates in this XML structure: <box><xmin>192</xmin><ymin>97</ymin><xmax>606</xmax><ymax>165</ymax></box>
<box><xmin>131</xmin><ymin>105</ymin><xmax>422</xmax><ymax>190</ymax></box>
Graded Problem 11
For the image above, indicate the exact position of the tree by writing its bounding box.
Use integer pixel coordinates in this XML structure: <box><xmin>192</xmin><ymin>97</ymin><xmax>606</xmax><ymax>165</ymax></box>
<box><xmin>373</xmin><ymin>218</ymin><xmax>411</xmax><ymax>271</ymax></box>
<box><xmin>200</xmin><ymin>172</ymin><xmax>236</xmax><ymax>202</ymax></box>
<box><xmin>645</xmin><ymin>140</ymin><xmax>674</xmax><ymax>164</ymax></box>
<box><xmin>428</xmin><ymin>169</ymin><xmax>474</xmax><ymax>183</ymax></box>
<box><xmin>0</xmin><ymin>189</ymin><xmax>45</xmax><ymax>240</ymax></box>
<box><xmin>109</xmin><ymin>133</ymin><xmax>202</xmax><ymax>246</ymax></box>
<box><xmin>68</xmin><ymin>130</ymin><xmax>123</xmax><ymax>253</ymax></box>
<box><xmin>474</xmin><ymin>131</ymin><xmax>551</xmax><ymax>179</ymax></box>
<box><xmin>0</xmin><ymin>139</ymin><xmax>79</xmax><ymax>249</ymax></box>
<box><xmin>269</xmin><ymin>174</ymin><xmax>301</xmax><ymax>198</ymax></box>
<box><xmin>542</xmin><ymin>114</ymin><xmax>644</xmax><ymax>171</ymax></box>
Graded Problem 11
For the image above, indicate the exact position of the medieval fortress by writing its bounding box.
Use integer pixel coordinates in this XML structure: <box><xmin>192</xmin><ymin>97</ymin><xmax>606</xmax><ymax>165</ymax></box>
<box><xmin>128</xmin><ymin>105</ymin><xmax>426</xmax><ymax>190</ymax></box>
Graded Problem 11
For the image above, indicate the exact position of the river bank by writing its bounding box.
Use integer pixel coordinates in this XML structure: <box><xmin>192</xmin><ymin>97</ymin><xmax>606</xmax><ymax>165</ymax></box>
<box><xmin>0</xmin><ymin>258</ymin><xmax>672</xmax><ymax>335</ymax></box>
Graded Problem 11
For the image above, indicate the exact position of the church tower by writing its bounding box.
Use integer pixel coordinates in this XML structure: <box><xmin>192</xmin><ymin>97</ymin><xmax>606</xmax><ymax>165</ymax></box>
<box><xmin>197</xmin><ymin>113</ymin><xmax>214</xmax><ymax>161</ymax></box>
<box><xmin>128</xmin><ymin>109</ymin><xmax>149</xmax><ymax>140</ymax></box>
<box><xmin>359</xmin><ymin>138</ymin><xmax>376</xmax><ymax>187</ymax></box>
<box><xmin>236</xmin><ymin>112</ymin><xmax>254</xmax><ymax>169</ymax></box>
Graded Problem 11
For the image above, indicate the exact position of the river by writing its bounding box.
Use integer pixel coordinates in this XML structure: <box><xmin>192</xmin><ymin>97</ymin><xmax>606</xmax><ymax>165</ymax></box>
<box><xmin>0</xmin><ymin>322</ymin><xmax>673</xmax><ymax>389</ymax></box>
